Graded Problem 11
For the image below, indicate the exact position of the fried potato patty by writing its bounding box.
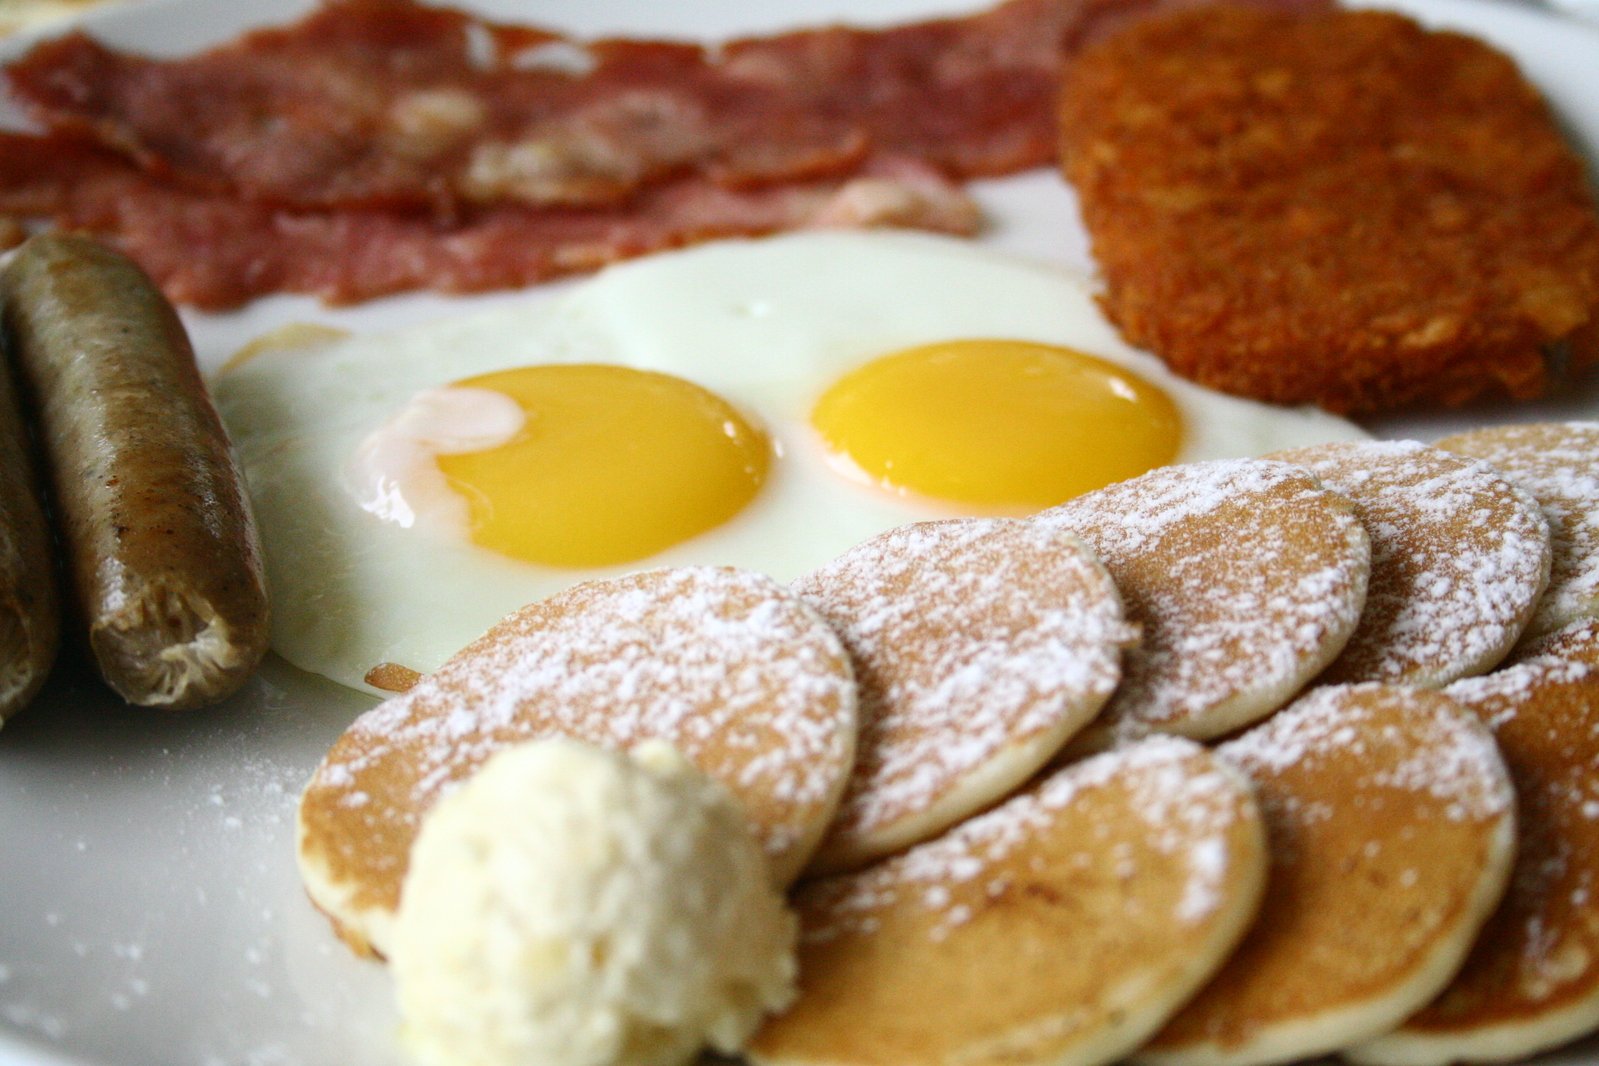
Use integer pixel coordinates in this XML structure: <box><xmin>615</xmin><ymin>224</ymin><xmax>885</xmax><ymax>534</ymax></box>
<box><xmin>1059</xmin><ymin>5</ymin><xmax>1599</xmax><ymax>414</ymax></box>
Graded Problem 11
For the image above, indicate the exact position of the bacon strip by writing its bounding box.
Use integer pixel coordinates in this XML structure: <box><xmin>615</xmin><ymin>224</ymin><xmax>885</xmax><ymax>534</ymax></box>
<box><xmin>5</xmin><ymin>0</ymin><xmax>1078</xmax><ymax>211</ymax></box>
<box><xmin>1</xmin><ymin>0</ymin><xmax>1334</xmax><ymax>307</ymax></box>
<box><xmin>0</xmin><ymin>133</ymin><xmax>978</xmax><ymax>308</ymax></box>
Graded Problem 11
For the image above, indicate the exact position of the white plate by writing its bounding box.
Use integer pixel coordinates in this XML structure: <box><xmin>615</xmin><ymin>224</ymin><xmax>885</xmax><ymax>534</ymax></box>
<box><xmin>1</xmin><ymin>0</ymin><xmax>1596</xmax><ymax>1064</ymax></box>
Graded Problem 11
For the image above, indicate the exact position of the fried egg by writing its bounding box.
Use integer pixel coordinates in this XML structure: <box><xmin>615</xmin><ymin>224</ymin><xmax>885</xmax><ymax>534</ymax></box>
<box><xmin>213</xmin><ymin>231</ymin><xmax>1366</xmax><ymax>694</ymax></box>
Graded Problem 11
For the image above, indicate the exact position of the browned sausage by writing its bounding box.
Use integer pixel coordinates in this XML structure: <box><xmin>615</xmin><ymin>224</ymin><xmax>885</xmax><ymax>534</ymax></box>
<box><xmin>0</xmin><ymin>329</ymin><xmax>59</xmax><ymax>724</ymax></box>
<box><xmin>0</xmin><ymin>234</ymin><xmax>269</xmax><ymax>709</ymax></box>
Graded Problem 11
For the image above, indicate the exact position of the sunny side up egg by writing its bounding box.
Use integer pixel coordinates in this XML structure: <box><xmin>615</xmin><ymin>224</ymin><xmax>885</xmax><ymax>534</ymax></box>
<box><xmin>213</xmin><ymin>231</ymin><xmax>1367</xmax><ymax>695</ymax></box>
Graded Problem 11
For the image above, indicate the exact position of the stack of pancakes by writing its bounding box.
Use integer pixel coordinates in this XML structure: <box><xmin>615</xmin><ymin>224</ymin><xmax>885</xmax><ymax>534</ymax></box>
<box><xmin>298</xmin><ymin>420</ymin><xmax>1599</xmax><ymax>1066</ymax></box>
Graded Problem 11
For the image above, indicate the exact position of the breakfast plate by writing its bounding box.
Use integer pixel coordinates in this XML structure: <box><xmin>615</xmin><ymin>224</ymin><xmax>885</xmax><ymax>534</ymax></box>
<box><xmin>0</xmin><ymin>0</ymin><xmax>1596</xmax><ymax>1064</ymax></box>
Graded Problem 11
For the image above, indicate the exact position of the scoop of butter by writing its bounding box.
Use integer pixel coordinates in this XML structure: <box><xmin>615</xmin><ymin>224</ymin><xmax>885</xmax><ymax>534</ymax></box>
<box><xmin>389</xmin><ymin>737</ymin><xmax>798</xmax><ymax>1066</ymax></box>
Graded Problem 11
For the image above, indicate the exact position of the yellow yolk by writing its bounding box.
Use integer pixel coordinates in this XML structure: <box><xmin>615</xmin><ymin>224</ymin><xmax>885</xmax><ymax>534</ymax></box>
<box><xmin>811</xmin><ymin>339</ymin><xmax>1182</xmax><ymax>510</ymax></box>
<box><xmin>436</xmin><ymin>365</ymin><xmax>769</xmax><ymax>568</ymax></box>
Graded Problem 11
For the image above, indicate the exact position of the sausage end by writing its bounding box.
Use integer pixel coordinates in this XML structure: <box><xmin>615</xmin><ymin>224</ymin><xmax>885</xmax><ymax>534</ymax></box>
<box><xmin>90</xmin><ymin>578</ymin><xmax>269</xmax><ymax>709</ymax></box>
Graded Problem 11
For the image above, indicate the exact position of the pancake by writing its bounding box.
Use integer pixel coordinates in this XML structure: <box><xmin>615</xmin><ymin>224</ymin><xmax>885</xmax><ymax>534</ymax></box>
<box><xmin>296</xmin><ymin>566</ymin><xmax>858</xmax><ymax>958</ymax></box>
<box><xmin>1141</xmin><ymin>684</ymin><xmax>1517</xmax><ymax>1066</ymax></box>
<box><xmin>1035</xmin><ymin>458</ymin><xmax>1369</xmax><ymax>749</ymax></box>
<box><xmin>1436</xmin><ymin>422</ymin><xmax>1599</xmax><ymax>641</ymax></box>
<box><xmin>794</xmin><ymin>518</ymin><xmax>1134</xmax><ymax>874</ymax></box>
<box><xmin>1270</xmin><ymin>440</ymin><xmax>1550</xmax><ymax>686</ymax></box>
<box><xmin>749</xmin><ymin>737</ymin><xmax>1268</xmax><ymax>1066</ymax></box>
<box><xmin>1512</xmin><ymin>616</ymin><xmax>1599</xmax><ymax>670</ymax></box>
<box><xmin>1347</xmin><ymin>655</ymin><xmax>1599</xmax><ymax>1064</ymax></box>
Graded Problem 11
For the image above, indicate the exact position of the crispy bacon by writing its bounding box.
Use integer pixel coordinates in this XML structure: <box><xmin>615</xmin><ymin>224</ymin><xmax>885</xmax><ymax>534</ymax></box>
<box><xmin>5</xmin><ymin>0</ymin><xmax>1080</xmax><ymax>211</ymax></box>
<box><xmin>0</xmin><ymin>0</ymin><xmax>1334</xmax><ymax>306</ymax></box>
<box><xmin>0</xmin><ymin>133</ymin><xmax>978</xmax><ymax>308</ymax></box>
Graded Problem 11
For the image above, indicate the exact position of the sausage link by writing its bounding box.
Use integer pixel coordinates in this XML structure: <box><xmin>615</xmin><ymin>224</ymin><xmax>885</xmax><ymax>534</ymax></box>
<box><xmin>1</xmin><ymin>234</ymin><xmax>269</xmax><ymax>709</ymax></box>
<box><xmin>0</xmin><ymin>332</ymin><xmax>59</xmax><ymax>724</ymax></box>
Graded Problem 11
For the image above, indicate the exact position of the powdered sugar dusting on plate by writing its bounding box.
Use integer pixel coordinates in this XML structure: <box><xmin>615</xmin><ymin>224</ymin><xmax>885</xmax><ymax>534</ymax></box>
<box><xmin>1036</xmin><ymin>459</ymin><xmax>1369</xmax><ymax>740</ymax></box>
<box><xmin>802</xmin><ymin>736</ymin><xmax>1252</xmax><ymax>943</ymax></box>
<box><xmin>1273</xmin><ymin>440</ymin><xmax>1551</xmax><ymax>686</ymax></box>
<box><xmin>794</xmin><ymin>519</ymin><xmax>1135</xmax><ymax>853</ymax></box>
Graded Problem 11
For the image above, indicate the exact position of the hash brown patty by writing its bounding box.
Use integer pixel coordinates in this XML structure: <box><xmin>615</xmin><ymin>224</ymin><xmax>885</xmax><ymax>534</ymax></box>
<box><xmin>1058</xmin><ymin>5</ymin><xmax>1599</xmax><ymax>414</ymax></box>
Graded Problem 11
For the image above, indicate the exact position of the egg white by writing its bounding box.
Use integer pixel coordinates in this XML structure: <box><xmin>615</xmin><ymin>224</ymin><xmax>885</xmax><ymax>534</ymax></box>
<box><xmin>213</xmin><ymin>230</ymin><xmax>1367</xmax><ymax>694</ymax></box>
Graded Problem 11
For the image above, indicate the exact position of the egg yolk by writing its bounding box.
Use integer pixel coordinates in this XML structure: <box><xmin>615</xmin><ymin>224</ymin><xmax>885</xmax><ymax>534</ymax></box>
<box><xmin>436</xmin><ymin>365</ymin><xmax>769</xmax><ymax>568</ymax></box>
<box><xmin>811</xmin><ymin>339</ymin><xmax>1182</xmax><ymax>510</ymax></box>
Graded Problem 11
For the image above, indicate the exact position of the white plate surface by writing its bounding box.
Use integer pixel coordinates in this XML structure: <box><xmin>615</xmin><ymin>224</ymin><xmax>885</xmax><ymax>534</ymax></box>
<box><xmin>0</xmin><ymin>0</ymin><xmax>1596</xmax><ymax>1063</ymax></box>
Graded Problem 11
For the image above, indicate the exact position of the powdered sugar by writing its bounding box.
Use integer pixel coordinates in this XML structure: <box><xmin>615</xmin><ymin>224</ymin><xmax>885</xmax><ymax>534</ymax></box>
<box><xmin>1036</xmin><ymin>459</ymin><xmax>1369</xmax><ymax>739</ymax></box>
<box><xmin>1274</xmin><ymin>440</ymin><xmax>1551</xmax><ymax>686</ymax></box>
<box><xmin>794</xmin><ymin>518</ymin><xmax>1134</xmax><ymax>853</ymax></box>
<box><xmin>1516</xmin><ymin>617</ymin><xmax>1599</xmax><ymax>671</ymax></box>
<box><xmin>1221</xmin><ymin>683</ymin><xmax>1513</xmax><ymax>822</ymax></box>
<box><xmin>1447</xmin><ymin>656</ymin><xmax>1595</xmax><ymax>730</ymax></box>
<box><xmin>1446</xmin><ymin>654</ymin><xmax>1599</xmax><ymax>843</ymax></box>
<box><xmin>803</xmin><ymin>736</ymin><xmax>1251</xmax><ymax>943</ymax></box>
<box><xmin>1382</xmin><ymin>631</ymin><xmax>1599</xmax><ymax>1037</ymax></box>
<box><xmin>1042</xmin><ymin>458</ymin><xmax>1299</xmax><ymax>556</ymax></box>
<box><xmin>1438</xmin><ymin>422</ymin><xmax>1599</xmax><ymax>639</ymax></box>
<box><xmin>307</xmin><ymin>567</ymin><xmax>857</xmax><ymax>883</ymax></box>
